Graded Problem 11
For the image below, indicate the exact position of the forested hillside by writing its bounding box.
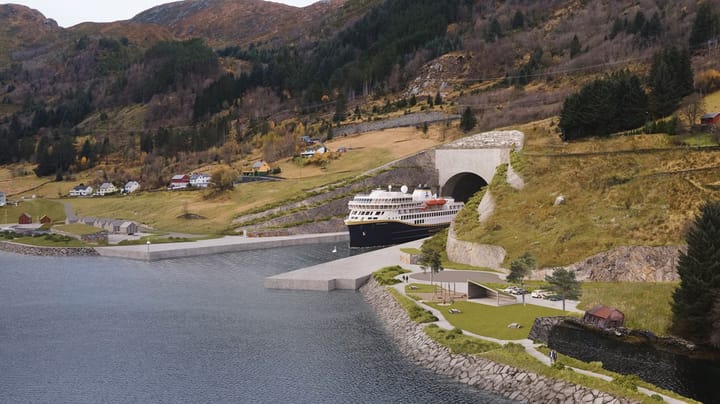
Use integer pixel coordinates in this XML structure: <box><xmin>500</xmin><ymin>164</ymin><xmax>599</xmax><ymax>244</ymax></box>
<box><xmin>0</xmin><ymin>0</ymin><xmax>719</xmax><ymax>187</ymax></box>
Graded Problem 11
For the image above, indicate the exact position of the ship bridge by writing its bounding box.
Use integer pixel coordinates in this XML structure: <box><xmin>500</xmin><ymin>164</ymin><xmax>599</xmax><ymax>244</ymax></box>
<box><xmin>436</xmin><ymin>130</ymin><xmax>524</xmax><ymax>202</ymax></box>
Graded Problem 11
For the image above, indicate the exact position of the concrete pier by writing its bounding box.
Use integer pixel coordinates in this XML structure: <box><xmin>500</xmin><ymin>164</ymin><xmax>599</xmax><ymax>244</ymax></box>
<box><xmin>264</xmin><ymin>239</ymin><xmax>423</xmax><ymax>291</ymax></box>
<box><xmin>96</xmin><ymin>232</ymin><xmax>349</xmax><ymax>261</ymax></box>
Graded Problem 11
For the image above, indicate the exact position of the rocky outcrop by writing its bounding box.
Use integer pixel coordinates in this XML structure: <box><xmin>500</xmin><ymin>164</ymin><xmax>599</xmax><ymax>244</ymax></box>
<box><xmin>360</xmin><ymin>279</ymin><xmax>635</xmax><ymax>403</ymax></box>
<box><xmin>446</xmin><ymin>225</ymin><xmax>506</xmax><ymax>270</ymax></box>
<box><xmin>506</xmin><ymin>161</ymin><xmax>525</xmax><ymax>190</ymax></box>
<box><xmin>0</xmin><ymin>241</ymin><xmax>99</xmax><ymax>257</ymax></box>
<box><xmin>568</xmin><ymin>245</ymin><xmax>685</xmax><ymax>282</ymax></box>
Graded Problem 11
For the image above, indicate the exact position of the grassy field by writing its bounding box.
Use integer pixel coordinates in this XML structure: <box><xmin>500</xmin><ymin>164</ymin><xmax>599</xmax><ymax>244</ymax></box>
<box><xmin>578</xmin><ymin>282</ymin><xmax>677</xmax><ymax>335</ymax></box>
<box><xmin>13</xmin><ymin>235</ymin><xmax>85</xmax><ymax>247</ymax></box>
<box><xmin>0</xmin><ymin>199</ymin><xmax>66</xmax><ymax>225</ymax></box>
<box><xmin>54</xmin><ymin>223</ymin><xmax>102</xmax><ymax>235</ymax></box>
<box><xmin>456</xmin><ymin>119</ymin><xmax>720</xmax><ymax>267</ymax></box>
<box><xmin>427</xmin><ymin>300</ymin><xmax>572</xmax><ymax>340</ymax></box>
<box><xmin>483</xmin><ymin>280</ymin><xmax>677</xmax><ymax>335</ymax></box>
<box><xmin>4</xmin><ymin>124</ymin><xmax>457</xmax><ymax>234</ymax></box>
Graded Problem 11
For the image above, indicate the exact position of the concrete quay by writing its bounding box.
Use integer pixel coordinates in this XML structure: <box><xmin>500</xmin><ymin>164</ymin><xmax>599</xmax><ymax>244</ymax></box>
<box><xmin>96</xmin><ymin>232</ymin><xmax>349</xmax><ymax>261</ymax></box>
<box><xmin>264</xmin><ymin>239</ymin><xmax>423</xmax><ymax>291</ymax></box>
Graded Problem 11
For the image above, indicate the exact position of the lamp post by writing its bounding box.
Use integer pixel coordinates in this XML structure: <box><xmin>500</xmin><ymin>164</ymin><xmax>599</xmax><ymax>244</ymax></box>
<box><xmin>146</xmin><ymin>240</ymin><xmax>151</xmax><ymax>260</ymax></box>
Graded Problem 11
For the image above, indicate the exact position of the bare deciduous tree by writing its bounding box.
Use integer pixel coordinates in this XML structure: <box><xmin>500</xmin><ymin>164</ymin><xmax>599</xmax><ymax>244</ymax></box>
<box><xmin>679</xmin><ymin>92</ymin><xmax>706</xmax><ymax>130</ymax></box>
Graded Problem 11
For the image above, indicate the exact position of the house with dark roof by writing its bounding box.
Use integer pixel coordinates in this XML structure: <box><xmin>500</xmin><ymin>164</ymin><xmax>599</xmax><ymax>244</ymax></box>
<box><xmin>583</xmin><ymin>305</ymin><xmax>625</xmax><ymax>328</ymax></box>
<box><xmin>69</xmin><ymin>184</ymin><xmax>93</xmax><ymax>197</ymax></box>
<box><xmin>701</xmin><ymin>112</ymin><xmax>720</xmax><ymax>126</ymax></box>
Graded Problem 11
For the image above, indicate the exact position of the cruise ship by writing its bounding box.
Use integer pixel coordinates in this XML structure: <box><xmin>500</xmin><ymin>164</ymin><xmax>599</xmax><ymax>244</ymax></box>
<box><xmin>344</xmin><ymin>185</ymin><xmax>464</xmax><ymax>247</ymax></box>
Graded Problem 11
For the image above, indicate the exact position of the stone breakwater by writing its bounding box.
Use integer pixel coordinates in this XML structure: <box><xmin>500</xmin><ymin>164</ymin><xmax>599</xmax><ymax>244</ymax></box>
<box><xmin>360</xmin><ymin>278</ymin><xmax>635</xmax><ymax>404</ymax></box>
<box><xmin>0</xmin><ymin>241</ymin><xmax>99</xmax><ymax>257</ymax></box>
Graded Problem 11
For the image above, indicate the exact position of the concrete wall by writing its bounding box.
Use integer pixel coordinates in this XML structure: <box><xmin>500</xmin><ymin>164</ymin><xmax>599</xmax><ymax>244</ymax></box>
<box><xmin>436</xmin><ymin>148</ymin><xmax>508</xmax><ymax>189</ymax></box>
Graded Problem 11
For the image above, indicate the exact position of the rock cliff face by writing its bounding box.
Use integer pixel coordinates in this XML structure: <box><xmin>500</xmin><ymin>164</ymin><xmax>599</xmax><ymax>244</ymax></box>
<box><xmin>567</xmin><ymin>245</ymin><xmax>684</xmax><ymax>282</ymax></box>
<box><xmin>360</xmin><ymin>278</ymin><xmax>634</xmax><ymax>403</ymax></box>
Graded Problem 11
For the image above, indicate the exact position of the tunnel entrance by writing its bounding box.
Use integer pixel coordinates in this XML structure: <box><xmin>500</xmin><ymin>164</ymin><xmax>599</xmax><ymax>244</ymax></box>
<box><xmin>442</xmin><ymin>173</ymin><xmax>488</xmax><ymax>203</ymax></box>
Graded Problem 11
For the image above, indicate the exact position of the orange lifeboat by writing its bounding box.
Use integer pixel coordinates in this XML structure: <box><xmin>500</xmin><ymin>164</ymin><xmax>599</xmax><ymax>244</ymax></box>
<box><xmin>425</xmin><ymin>198</ymin><xmax>446</xmax><ymax>207</ymax></box>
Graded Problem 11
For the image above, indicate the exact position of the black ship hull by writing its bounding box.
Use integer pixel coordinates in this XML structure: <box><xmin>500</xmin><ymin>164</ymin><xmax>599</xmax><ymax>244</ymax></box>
<box><xmin>346</xmin><ymin>221</ymin><xmax>450</xmax><ymax>248</ymax></box>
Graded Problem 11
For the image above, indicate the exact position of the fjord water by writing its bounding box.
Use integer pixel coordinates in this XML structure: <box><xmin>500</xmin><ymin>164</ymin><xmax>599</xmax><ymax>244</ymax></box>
<box><xmin>0</xmin><ymin>244</ymin><xmax>512</xmax><ymax>403</ymax></box>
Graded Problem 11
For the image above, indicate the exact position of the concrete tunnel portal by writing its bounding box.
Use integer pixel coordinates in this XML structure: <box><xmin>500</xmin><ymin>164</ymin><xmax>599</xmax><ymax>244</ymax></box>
<box><xmin>442</xmin><ymin>172</ymin><xmax>488</xmax><ymax>203</ymax></box>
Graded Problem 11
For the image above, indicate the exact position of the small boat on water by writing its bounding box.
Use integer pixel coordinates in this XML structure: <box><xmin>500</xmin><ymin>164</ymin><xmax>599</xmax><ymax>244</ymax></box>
<box><xmin>344</xmin><ymin>185</ymin><xmax>464</xmax><ymax>248</ymax></box>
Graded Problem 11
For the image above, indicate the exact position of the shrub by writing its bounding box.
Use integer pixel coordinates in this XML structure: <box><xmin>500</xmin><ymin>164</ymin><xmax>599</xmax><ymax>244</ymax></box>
<box><xmin>612</xmin><ymin>374</ymin><xmax>642</xmax><ymax>391</ymax></box>
<box><xmin>372</xmin><ymin>265</ymin><xmax>409</xmax><ymax>285</ymax></box>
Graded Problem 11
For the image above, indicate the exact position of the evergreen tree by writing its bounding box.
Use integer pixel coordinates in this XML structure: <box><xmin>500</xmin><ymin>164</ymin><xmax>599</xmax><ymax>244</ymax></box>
<box><xmin>559</xmin><ymin>70</ymin><xmax>647</xmax><ymax>140</ymax></box>
<box><xmin>630</xmin><ymin>11</ymin><xmax>646</xmax><ymax>34</ymax></box>
<box><xmin>569</xmin><ymin>35</ymin><xmax>582</xmax><ymax>59</ymax></box>
<box><xmin>690</xmin><ymin>3</ymin><xmax>720</xmax><ymax>49</ymax></box>
<box><xmin>460</xmin><ymin>106</ymin><xmax>477</xmax><ymax>132</ymax></box>
<box><xmin>485</xmin><ymin>18</ymin><xmax>502</xmax><ymax>42</ymax></box>
<box><xmin>671</xmin><ymin>201</ymin><xmax>720</xmax><ymax>345</ymax></box>
<box><xmin>648</xmin><ymin>46</ymin><xmax>694</xmax><ymax>118</ymax></box>
<box><xmin>609</xmin><ymin>17</ymin><xmax>624</xmax><ymax>40</ymax></box>
<box><xmin>80</xmin><ymin>139</ymin><xmax>96</xmax><ymax>166</ymax></box>
<box><xmin>333</xmin><ymin>92</ymin><xmax>347</xmax><ymax>122</ymax></box>
<box><xmin>545</xmin><ymin>268</ymin><xmax>581</xmax><ymax>311</ymax></box>
<box><xmin>511</xmin><ymin>10</ymin><xmax>525</xmax><ymax>30</ymax></box>
<box><xmin>640</xmin><ymin>12</ymin><xmax>662</xmax><ymax>40</ymax></box>
<box><xmin>434</xmin><ymin>91</ymin><xmax>443</xmax><ymax>105</ymax></box>
<box><xmin>140</xmin><ymin>132</ymin><xmax>154</xmax><ymax>153</ymax></box>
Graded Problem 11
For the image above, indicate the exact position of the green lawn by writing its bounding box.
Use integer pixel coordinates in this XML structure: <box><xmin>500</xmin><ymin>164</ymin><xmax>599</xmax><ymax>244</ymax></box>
<box><xmin>427</xmin><ymin>300</ymin><xmax>572</xmax><ymax>340</ymax></box>
<box><xmin>0</xmin><ymin>199</ymin><xmax>66</xmax><ymax>224</ymax></box>
<box><xmin>54</xmin><ymin>223</ymin><xmax>102</xmax><ymax>236</ymax></box>
<box><xmin>14</xmin><ymin>236</ymin><xmax>85</xmax><ymax>247</ymax></box>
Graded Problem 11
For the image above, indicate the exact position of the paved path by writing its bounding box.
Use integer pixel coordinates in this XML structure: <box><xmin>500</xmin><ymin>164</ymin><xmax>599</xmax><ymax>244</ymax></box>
<box><xmin>389</xmin><ymin>267</ymin><xmax>687</xmax><ymax>404</ymax></box>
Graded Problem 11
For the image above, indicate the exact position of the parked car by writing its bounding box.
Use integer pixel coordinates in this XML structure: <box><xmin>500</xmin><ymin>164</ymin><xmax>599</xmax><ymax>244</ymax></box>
<box><xmin>531</xmin><ymin>289</ymin><xmax>550</xmax><ymax>298</ymax></box>
<box><xmin>502</xmin><ymin>286</ymin><xmax>519</xmax><ymax>294</ymax></box>
<box><xmin>546</xmin><ymin>294</ymin><xmax>562</xmax><ymax>301</ymax></box>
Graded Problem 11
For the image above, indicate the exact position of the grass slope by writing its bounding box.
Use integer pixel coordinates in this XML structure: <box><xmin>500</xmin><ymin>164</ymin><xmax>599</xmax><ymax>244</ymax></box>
<box><xmin>457</xmin><ymin>120</ymin><xmax>720</xmax><ymax>267</ymax></box>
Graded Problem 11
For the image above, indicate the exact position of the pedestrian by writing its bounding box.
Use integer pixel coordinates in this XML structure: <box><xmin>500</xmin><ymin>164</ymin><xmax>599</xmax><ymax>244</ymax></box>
<box><xmin>549</xmin><ymin>349</ymin><xmax>557</xmax><ymax>364</ymax></box>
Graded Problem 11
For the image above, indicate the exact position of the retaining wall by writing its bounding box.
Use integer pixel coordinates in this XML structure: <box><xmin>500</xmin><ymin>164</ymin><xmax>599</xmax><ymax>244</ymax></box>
<box><xmin>0</xmin><ymin>240</ymin><xmax>99</xmax><ymax>257</ymax></box>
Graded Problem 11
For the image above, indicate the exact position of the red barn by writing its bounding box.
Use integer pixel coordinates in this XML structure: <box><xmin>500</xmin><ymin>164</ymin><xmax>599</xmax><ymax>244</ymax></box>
<box><xmin>18</xmin><ymin>212</ymin><xmax>32</xmax><ymax>224</ymax></box>
<box><xmin>583</xmin><ymin>305</ymin><xmax>625</xmax><ymax>328</ymax></box>
<box><xmin>700</xmin><ymin>112</ymin><xmax>720</xmax><ymax>125</ymax></box>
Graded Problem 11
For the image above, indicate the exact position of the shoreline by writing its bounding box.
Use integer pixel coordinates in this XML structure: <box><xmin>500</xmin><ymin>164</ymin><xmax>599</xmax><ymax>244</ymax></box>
<box><xmin>360</xmin><ymin>278</ymin><xmax>636</xmax><ymax>403</ymax></box>
<box><xmin>0</xmin><ymin>232</ymin><xmax>349</xmax><ymax>260</ymax></box>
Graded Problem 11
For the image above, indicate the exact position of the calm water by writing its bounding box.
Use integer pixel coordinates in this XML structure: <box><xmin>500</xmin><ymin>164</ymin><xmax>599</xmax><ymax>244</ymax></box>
<box><xmin>0</xmin><ymin>244</ymin><xmax>513</xmax><ymax>403</ymax></box>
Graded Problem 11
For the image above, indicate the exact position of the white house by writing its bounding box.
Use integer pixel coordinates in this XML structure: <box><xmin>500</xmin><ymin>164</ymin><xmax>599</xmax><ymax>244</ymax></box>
<box><xmin>95</xmin><ymin>182</ymin><xmax>118</xmax><ymax>196</ymax></box>
<box><xmin>190</xmin><ymin>173</ymin><xmax>211</xmax><ymax>188</ymax></box>
<box><xmin>0</xmin><ymin>191</ymin><xmax>5</xmax><ymax>207</ymax></box>
<box><xmin>124</xmin><ymin>181</ymin><xmax>140</xmax><ymax>194</ymax></box>
<box><xmin>301</xmin><ymin>145</ymin><xmax>328</xmax><ymax>158</ymax></box>
<box><xmin>69</xmin><ymin>184</ymin><xmax>93</xmax><ymax>197</ymax></box>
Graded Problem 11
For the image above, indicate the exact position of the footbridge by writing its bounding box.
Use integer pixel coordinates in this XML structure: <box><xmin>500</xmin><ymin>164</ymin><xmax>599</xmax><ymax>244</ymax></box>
<box><xmin>436</xmin><ymin>130</ymin><xmax>525</xmax><ymax>201</ymax></box>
